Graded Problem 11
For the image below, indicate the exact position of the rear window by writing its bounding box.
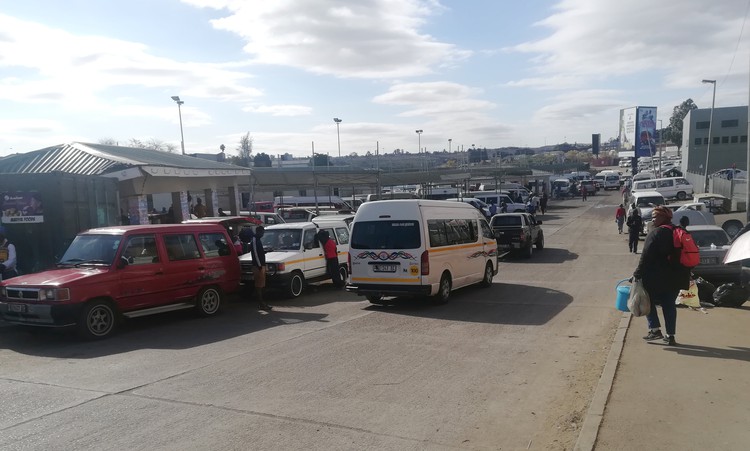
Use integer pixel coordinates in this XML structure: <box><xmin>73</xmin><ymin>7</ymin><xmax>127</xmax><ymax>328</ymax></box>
<box><xmin>351</xmin><ymin>221</ymin><xmax>421</xmax><ymax>249</ymax></box>
<box><xmin>491</xmin><ymin>216</ymin><xmax>522</xmax><ymax>227</ymax></box>
<box><xmin>691</xmin><ymin>230</ymin><xmax>729</xmax><ymax>247</ymax></box>
<box><xmin>636</xmin><ymin>196</ymin><xmax>665</xmax><ymax>207</ymax></box>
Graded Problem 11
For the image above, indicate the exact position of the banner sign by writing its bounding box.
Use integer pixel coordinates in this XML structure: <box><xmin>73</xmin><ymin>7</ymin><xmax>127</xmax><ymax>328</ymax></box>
<box><xmin>635</xmin><ymin>106</ymin><xmax>657</xmax><ymax>158</ymax></box>
<box><xmin>1</xmin><ymin>191</ymin><xmax>44</xmax><ymax>223</ymax></box>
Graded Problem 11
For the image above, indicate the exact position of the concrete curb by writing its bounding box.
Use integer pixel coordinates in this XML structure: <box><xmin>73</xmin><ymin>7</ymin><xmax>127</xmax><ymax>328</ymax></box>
<box><xmin>574</xmin><ymin>312</ymin><xmax>631</xmax><ymax>451</ymax></box>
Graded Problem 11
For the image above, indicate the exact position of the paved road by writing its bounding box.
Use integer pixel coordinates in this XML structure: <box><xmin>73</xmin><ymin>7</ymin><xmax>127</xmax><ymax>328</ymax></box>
<box><xmin>0</xmin><ymin>191</ymin><xmax>635</xmax><ymax>450</ymax></box>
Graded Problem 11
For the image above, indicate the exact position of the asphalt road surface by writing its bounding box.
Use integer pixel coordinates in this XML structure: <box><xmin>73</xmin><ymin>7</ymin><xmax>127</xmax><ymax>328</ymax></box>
<box><xmin>0</xmin><ymin>190</ymin><xmax>637</xmax><ymax>450</ymax></box>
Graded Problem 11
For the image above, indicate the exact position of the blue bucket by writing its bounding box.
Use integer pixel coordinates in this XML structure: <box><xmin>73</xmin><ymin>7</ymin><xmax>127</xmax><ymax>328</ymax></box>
<box><xmin>615</xmin><ymin>279</ymin><xmax>631</xmax><ymax>312</ymax></box>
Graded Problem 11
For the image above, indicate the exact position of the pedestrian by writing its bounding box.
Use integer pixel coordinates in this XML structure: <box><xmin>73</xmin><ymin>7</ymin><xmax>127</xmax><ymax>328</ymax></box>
<box><xmin>318</xmin><ymin>230</ymin><xmax>343</xmax><ymax>288</ymax></box>
<box><xmin>193</xmin><ymin>197</ymin><xmax>207</xmax><ymax>218</ymax></box>
<box><xmin>632</xmin><ymin>206</ymin><xmax>690</xmax><ymax>346</ymax></box>
<box><xmin>615</xmin><ymin>203</ymin><xmax>626</xmax><ymax>234</ymax></box>
<box><xmin>540</xmin><ymin>192</ymin><xmax>548</xmax><ymax>215</ymax></box>
<box><xmin>0</xmin><ymin>226</ymin><xmax>18</xmax><ymax>280</ymax></box>
<box><xmin>525</xmin><ymin>199</ymin><xmax>536</xmax><ymax>215</ymax></box>
<box><xmin>249</xmin><ymin>225</ymin><xmax>272</xmax><ymax>311</ymax></box>
<box><xmin>218</xmin><ymin>207</ymin><xmax>228</xmax><ymax>217</ymax></box>
<box><xmin>626</xmin><ymin>206</ymin><xmax>643</xmax><ymax>253</ymax></box>
<box><xmin>489</xmin><ymin>202</ymin><xmax>498</xmax><ymax>217</ymax></box>
<box><xmin>500</xmin><ymin>201</ymin><xmax>508</xmax><ymax>213</ymax></box>
<box><xmin>581</xmin><ymin>185</ymin><xmax>588</xmax><ymax>201</ymax></box>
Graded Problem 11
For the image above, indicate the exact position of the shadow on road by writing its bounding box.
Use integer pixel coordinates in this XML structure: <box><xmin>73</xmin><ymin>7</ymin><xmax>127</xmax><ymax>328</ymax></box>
<box><xmin>0</xmin><ymin>300</ymin><xmax>328</xmax><ymax>358</ymax></box>
<box><xmin>365</xmin><ymin>282</ymin><xmax>573</xmax><ymax>326</ymax></box>
<box><xmin>663</xmin><ymin>343</ymin><xmax>750</xmax><ymax>362</ymax></box>
<box><xmin>502</xmin><ymin>247</ymin><xmax>579</xmax><ymax>264</ymax></box>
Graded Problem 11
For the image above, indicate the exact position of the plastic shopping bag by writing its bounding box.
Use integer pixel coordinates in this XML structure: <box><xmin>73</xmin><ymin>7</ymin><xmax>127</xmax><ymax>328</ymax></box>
<box><xmin>627</xmin><ymin>278</ymin><xmax>651</xmax><ymax>317</ymax></box>
<box><xmin>676</xmin><ymin>280</ymin><xmax>701</xmax><ymax>308</ymax></box>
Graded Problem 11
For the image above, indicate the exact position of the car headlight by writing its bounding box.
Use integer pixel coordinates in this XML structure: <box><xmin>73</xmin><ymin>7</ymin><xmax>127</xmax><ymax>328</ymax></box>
<box><xmin>39</xmin><ymin>288</ymin><xmax>70</xmax><ymax>301</ymax></box>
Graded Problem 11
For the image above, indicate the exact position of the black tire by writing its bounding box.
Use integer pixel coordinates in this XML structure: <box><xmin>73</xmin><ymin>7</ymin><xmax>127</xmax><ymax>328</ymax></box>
<box><xmin>432</xmin><ymin>273</ymin><xmax>452</xmax><ymax>304</ymax></box>
<box><xmin>196</xmin><ymin>286</ymin><xmax>222</xmax><ymax>316</ymax></box>
<box><xmin>338</xmin><ymin>265</ymin><xmax>349</xmax><ymax>284</ymax></box>
<box><xmin>524</xmin><ymin>242</ymin><xmax>533</xmax><ymax>259</ymax></box>
<box><xmin>286</xmin><ymin>271</ymin><xmax>305</xmax><ymax>298</ymax></box>
<box><xmin>536</xmin><ymin>233</ymin><xmax>545</xmax><ymax>250</ymax></box>
<box><xmin>480</xmin><ymin>262</ymin><xmax>494</xmax><ymax>288</ymax></box>
<box><xmin>77</xmin><ymin>299</ymin><xmax>117</xmax><ymax>340</ymax></box>
<box><xmin>723</xmin><ymin>220</ymin><xmax>743</xmax><ymax>238</ymax></box>
<box><xmin>676</xmin><ymin>191</ymin><xmax>687</xmax><ymax>200</ymax></box>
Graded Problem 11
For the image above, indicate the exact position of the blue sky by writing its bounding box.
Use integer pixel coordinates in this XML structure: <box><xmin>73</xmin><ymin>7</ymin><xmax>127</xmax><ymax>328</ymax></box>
<box><xmin>1</xmin><ymin>0</ymin><xmax>749</xmax><ymax>158</ymax></box>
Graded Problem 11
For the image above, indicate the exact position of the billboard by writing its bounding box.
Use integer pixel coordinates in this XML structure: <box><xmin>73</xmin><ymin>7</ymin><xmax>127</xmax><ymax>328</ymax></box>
<box><xmin>635</xmin><ymin>106</ymin><xmax>657</xmax><ymax>158</ymax></box>
<box><xmin>1</xmin><ymin>191</ymin><xmax>44</xmax><ymax>223</ymax></box>
<box><xmin>619</xmin><ymin>107</ymin><xmax>636</xmax><ymax>151</ymax></box>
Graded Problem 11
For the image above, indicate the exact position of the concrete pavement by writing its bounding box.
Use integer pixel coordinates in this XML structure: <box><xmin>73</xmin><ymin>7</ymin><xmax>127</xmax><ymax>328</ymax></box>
<box><xmin>577</xmin><ymin>278</ymin><xmax>750</xmax><ymax>449</ymax></box>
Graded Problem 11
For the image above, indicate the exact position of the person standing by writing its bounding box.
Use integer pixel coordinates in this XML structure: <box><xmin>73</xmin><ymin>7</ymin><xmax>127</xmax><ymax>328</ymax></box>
<box><xmin>632</xmin><ymin>206</ymin><xmax>690</xmax><ymax>346</ymax></box>
<box><xmin>539</xmin><ymin>192</ymin><xmax>548</xmax><ymax>215</ymax></box>
<box><xmin>319</xmin><ymin>230</ymin><xmax>343</xmax><ymax>288</ymax></box>
<box><xmin>581</xmin><ymin>184</ymin><xmax>588</xmax><ymax>201</ymax></box>
<box><xmin>193</xmin><ymin>197</ymin><xmax>208</xmax><ymax>218</ymax></box>
<box><xmin>0</xmin><ymin>227</ymin><xmax>18</xmax><ymax>280</ymax></box>
<box><xmin>626</xmin><ymin>206</ymin><xmax>643</xmax><ymax>253</ymax></box>
<box><xmin>615</xmin><ymin>204</ymin><xmax>626</xmax><ymax>234</ymax></box>
<box><xmin>500</xmin><ymin>201</ymin><xmax>508</xmax><ymax>213</ymax></box>
<box><xmin>249</xmin><ymin>226</ymin><xmax>271</xmax><ymax>311</ymax></box>
<box><xmin>489</xmin><ymin>202</ymin><xmax>497</xmax><ymax>217</ymax></box>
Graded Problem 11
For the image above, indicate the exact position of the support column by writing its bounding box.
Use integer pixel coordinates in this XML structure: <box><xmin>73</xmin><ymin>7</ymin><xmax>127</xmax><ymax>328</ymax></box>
<box><xmin>126</xmin><ymin>195</ymin><xmax>149</xmax><ymax>225</ymax></box>
<box><xmin>228</xmin><ymin>183</ymin><xmax>241</xmax><ymax>215</ymax></box>
<box><xmin>171</xmin><ymin>191</ymin><xmax>189</xmax><ymax>223</ymax></box>
<box><xmin>204</xmin><ymin>189</ymin><xmax>218</xmax><ymax>217</ymax></box>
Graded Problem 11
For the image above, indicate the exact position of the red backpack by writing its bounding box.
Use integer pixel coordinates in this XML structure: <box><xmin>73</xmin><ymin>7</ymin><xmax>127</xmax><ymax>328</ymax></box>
<box><xmin>660</xmin><ymin>224</ymin><xmax>700</xmax><ymax>268</ymax></box>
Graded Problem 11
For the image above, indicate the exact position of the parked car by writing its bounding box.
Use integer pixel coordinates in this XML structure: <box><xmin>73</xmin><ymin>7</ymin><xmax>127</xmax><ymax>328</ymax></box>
<box><xmin>0</xmin><ymin>224</ymin><xmax>241</xmax><ymax>339</ymax></box>
<box><xmin>469</xmin><ymin>192</ymin><xmax>526</xmax><ymax>212</ymax></box>
<box><xmin>446</xmin><ymin>197</ymin><xmax>491</xmax><ymax>219</ymax></box>
<box><xmin>579</xmin><ymin>179</ymin><xmax>597</xmax><ymax>195</ymax></box>
<box><xmin>183</xmin><ymin>216</ymin><xmax>260</xmax><ymax>240</ymax></box>
<box><xmin>239</xmin><ymin>211</ymin><xmax>286</xmax><ymax>225</ymax></box>
<box><xmin>711</xmin><ymin>168</ymin><xmax>747</xmax><ymax>180</ymax></box>
<box><xmin>238</xmin><ymin>220</ymin><xmax>350</xmax><ymax>298</ymax></box>
<box><xmin>628</xmin><ymin>191</ymin><xmax>665</xmax><ymax>234</ymax></box>
<box><xmin>687</xmin><ymin>225</ymin><xmax>743</xmax><ymax>283</ymax></box>
<box><xmin>490</xmin><ymin>213</ymin><xmax>543</xmax><ymax>258</ymax></box>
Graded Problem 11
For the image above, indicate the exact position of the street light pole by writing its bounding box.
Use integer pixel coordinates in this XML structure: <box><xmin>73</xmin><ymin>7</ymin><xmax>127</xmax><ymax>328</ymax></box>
<box><xmin>333</xmin><ymin>118</ymin><xmax>342</xmax><ymax>158</ymax></box>
<box><xmin>416</xmin><ymin>129</ymin><xmax>423</xmax><ymax>153</ymax></box>
<box><xmin>702</xmin><ymin>79</ymin><xmax>717</xmax><ymax>193</ymax></box>
<box><xmin>171</xmin><ymin>96</ymin><xmax>185</xmax><ymax>155</ymax></box>
<box><xmin>658</xmin><ymin>119</ymin><xmax>663</xmax><ymax>176</ymax></box>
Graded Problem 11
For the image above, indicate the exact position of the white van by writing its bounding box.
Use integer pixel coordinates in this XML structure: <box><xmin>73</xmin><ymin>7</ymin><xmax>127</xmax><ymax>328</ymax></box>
<box><xmin>628</xmin><ymin>190</ymin><xmax>666</xmax><ymax>234</ymax></box>
<box><xmin>469</xmin><ymin>192</ymin><xmax>526</xmax><ymax>212</ymax></box>
<box><xmin>347</xmin><ymin>200</ymin><xmax>498</xmax><ymax>304</ymax></box>
<box><xmin>631</xmin><ymin>177</ymin><xmax>693</xmax><ymax>200</ymax></box>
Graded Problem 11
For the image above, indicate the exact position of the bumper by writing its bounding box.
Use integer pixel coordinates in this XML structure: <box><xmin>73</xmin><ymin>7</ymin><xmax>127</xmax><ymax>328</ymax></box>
<box><xmin>346</xmin><ymin>283</ymin><xmax>432</xmax><ymax>297</ymax></box>
<box><xmin>0</xmin><ymin>301</ymin><xmax>82</xmax><ymax>327</ymax></box>
<box><xmin>241</xmin><ymin>271</ymin><xmax>294</xmax><ymax>288</ymax></box>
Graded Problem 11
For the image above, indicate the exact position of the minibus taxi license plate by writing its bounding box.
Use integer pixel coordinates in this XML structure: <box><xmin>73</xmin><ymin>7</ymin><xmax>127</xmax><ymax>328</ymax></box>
<box><xmin>373</xmin><ymin>264</ymin><xmax>398</xmax><ymax>273</ymax></box>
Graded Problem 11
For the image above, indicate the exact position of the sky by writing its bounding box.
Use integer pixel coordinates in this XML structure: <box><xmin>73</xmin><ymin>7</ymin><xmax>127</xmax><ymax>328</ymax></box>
<box><xmin>2</xmin><ymin>0</ymin><xmax>750</xmax><ymax>159</ymax></box>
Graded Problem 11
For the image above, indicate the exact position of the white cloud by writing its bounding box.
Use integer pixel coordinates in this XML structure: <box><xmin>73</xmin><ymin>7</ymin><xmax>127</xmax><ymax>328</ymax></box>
<box><xmin>192</xmin><ymin>0</ymin><xmax>471</xmax><ymax>78</ymax></box>
<box><xmin>243</xmin><ymin>104</ymin><xmax>313</xmax><ymax>116</ymax></box>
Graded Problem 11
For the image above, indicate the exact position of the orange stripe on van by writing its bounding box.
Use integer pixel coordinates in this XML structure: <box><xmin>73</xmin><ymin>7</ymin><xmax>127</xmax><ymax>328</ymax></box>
<box><xmin>429</xmin><ymin>242</ymin><xmax>485</xmax><ymax>253</ymax></box>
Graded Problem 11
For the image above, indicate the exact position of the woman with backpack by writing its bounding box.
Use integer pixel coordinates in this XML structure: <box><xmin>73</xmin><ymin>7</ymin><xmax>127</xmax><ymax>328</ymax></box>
<box><xmin>631</xmin><ymin>206</ymin><xmax>691</xmax><ymax>346</ymax></box>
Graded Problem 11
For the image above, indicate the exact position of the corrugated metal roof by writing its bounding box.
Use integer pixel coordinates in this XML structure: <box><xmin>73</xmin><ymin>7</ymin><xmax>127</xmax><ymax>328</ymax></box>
<box><xmin>0</xmin><ymin>142</ymin><xmax>247</xmax><ymax>175</ymax></box>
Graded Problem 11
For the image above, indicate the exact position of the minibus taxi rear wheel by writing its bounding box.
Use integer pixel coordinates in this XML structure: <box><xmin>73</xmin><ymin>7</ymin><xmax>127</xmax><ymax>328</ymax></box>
<box><xmin>196</xmin><ymin>286</ymin><xmax>222</xmax><ymax>317</ymax></box>
<box><xmin>432</xmin><ymin>272</ymin><xmax>452</xmax><ymax>304</ymax></box>
<box><xmin>286</xmin><ymin>271</ymin><xmax>305</xmax><ymax>298</ymax></box>
<box><xmin>338</xmin><ymin>265</ymin><xmax>349</xmax><ymax>284</ymax></box>
<box><xmin>77</xmin><ymin>298</ymin><xmax>117</xmax><ymax>340</ymax></box>
<box><xmin>480</xmin><ymin>262</ymin><xmax>494</xmax><ymax>288</ymax></box>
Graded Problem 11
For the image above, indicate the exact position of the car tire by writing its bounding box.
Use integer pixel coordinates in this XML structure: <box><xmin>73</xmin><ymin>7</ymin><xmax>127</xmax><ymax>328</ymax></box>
<box><xmin>480</xmin><ymin>262</ymin><xmax>494</xmax><ymax>288</ymax></box>
<box><xmin>338</xmin><ymin>265</ymin><xmax>349</xmax><ymax>284</ymax></box>
<box><xmin>723</xmin><ymin>220</ymin><xmax>744</xmax><ymax>238</ymax></box>
<box><xmin>536</xmin><ymin>233</ymin><xmax>544</xmax><ymax>250</ymax></box>
<box><xmin>432</xmin><ymin>273</ymin><xmax>452</xmax><ymax>304</ymax></box>
<box><xmin>286</xmin><ymin>271</ymin><xmax>305</xmax><ymax>298</ymax></box>
<box><xmin>524</xmin><ymin>242</ymin><xmax>533</xmax><ymax>259</ymax></box>
<box><xmin>677</xmin><ymin>191</ymin><xmax>687</xmax><ymax>200</ymax></box>
<box><xmin>77</xmin><ymin>299</ymin><xmax>117</xmax><ymax>340</ymax></box>
<box><xmin>196</xmin><ymin>286</ymin><xmax>222</xmax><ymax>316</ymax></box>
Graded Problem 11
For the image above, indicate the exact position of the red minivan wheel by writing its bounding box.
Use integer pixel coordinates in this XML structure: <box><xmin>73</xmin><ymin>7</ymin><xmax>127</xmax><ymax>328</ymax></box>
<box><xmin>197</xmin><ymin>286</ymin><xmax>222</xmax><ymax>316</ymax></box>
<box><xmin>77</xmin><ymin>299</ymin><xmax>117</xmax><ymax>340</ymax></box>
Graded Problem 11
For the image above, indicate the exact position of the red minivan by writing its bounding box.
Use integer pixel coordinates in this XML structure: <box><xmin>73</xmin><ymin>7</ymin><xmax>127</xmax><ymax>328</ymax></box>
<box><xmin>0</xmin><ymin>224</ymin><xmax>241</xmax><ymax>339</ymax></box>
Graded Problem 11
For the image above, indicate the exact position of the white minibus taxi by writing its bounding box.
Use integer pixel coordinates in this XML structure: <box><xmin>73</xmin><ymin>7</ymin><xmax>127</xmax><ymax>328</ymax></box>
<box><xmin>631</xmin><ymin>177</ymin><xmax>693</xmax><ymax>200</ymax></box>
<box><xmin>346</xmin><ymin>200</ymin><xmax>497</xmax><ymax>304</ymax></box>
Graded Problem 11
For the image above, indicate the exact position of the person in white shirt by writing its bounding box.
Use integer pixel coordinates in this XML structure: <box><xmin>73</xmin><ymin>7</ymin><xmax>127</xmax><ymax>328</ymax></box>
<box><xmin>0</xmin><ymin>226</ymin><xmax>18</xmax><ymax>280</ymax></box>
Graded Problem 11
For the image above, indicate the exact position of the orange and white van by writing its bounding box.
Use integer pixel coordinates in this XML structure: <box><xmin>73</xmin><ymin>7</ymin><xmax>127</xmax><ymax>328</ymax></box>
<box><xmin>347</xmin><ymin>200</ymin><xmax>497</xmax><ymax>304</ymax></box>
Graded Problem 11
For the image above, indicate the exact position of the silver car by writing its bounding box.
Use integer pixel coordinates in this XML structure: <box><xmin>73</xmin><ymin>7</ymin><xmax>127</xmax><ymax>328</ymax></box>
<box><xmin>687</xmin><ymin>225</ymin><xmax>743</xmax><ymax>283</ymax></box>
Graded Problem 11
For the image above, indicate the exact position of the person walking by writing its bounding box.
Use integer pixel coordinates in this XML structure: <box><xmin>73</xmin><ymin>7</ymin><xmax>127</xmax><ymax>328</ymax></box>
<box><xmin>581</xmin><ymin>184</ymin><xmax>588</xmax><ymax>201</ymax></box>
<box><xmin>500</xmin><ymin>201</ymin><xmax>508</xmax><ymax>213</ymax></box>
<box><xmin>615</xmin><ymin>204</ymin><xmax>626</xmax><ymax>234</ymax></box>
<box><xmin>249</xmin><ymin>225</ymin><xmax>272</xmax><ymax>311</ymax></box>
<box><xmin>626</xmin><ymin>206</ymin><xmax>643</xmax><ymax>253</ymax></box>
<box><xmin>540</xmin><ymin>192</ymin><xmax>548</xmax><ymax>215</ymax></box>
<box><xmin>318</xmin><ymin>230</ymin><xmax>343</xmax><ymax>288</ymax></box>
<box><xmin>0</xmin><ymin>226</ymin><xmax>18</xmax><ymax>280</ymax></box>
<box><xmin>632</xmin><ymin>206</ymin><xmax>690</xmax><ymax>346</ymax></box>
<box><xmin>489</xmin><ymin>202</ymin><xmax>498</xmax><ymax>217</ymax></box>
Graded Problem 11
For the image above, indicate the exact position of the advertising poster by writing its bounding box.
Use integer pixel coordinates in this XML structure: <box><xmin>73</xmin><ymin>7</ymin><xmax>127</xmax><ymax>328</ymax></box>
<box><xmin>619</xmin><ymin>107</ymin><xmax>636</xmax><ymax>151</ymax></box>
<box><xmin>1</xmin><ymin>191</ymin><xmax>44</xmax><ymax>223</ymax></box>
<box><xmin>635</xmin><ymin>106</ymin><xmax>657</xmax><ymax>158</ymax></box>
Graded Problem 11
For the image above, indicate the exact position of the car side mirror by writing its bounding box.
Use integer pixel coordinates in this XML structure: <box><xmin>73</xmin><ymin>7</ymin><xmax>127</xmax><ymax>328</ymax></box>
<box><xmin>117</xmin><ymin>256</ymin><xmax>129</xmax><ymax>269</ymax></box>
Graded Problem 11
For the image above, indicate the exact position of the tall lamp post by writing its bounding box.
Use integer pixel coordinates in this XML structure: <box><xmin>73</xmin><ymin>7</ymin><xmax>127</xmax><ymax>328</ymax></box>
<box><xmin>702</xmin><ymin>79</ymin><xmax>717</xmax><ymax>193</ymax></box>
<box><xmin>171</xmin><ymin>96</ymin><xmax>186</xmax><ymax>155</ymax></box>
<box><xmin>333</xmin><ymin>118</ymin><xmax>342</xmax><ymax>158</ymax></box>
<box><xmin>416</xmin><ymin>129</ymin><xmax>423</xmax><ymax>153</ymax></box>
<box><xmin>658</xmin><ymin>119</ymin><xmax>663</xmax><ymax>176</ymax></box>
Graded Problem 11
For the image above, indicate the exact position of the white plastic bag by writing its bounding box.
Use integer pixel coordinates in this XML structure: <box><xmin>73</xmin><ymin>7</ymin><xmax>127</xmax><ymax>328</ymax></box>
<box><xmin>628</xmin><ymin>279</ymin><xmax>651</xmax><ymax>317</ymax></box>
<box><xmin>676</xmin><ymin>280</ymin><xmax>701</xmax><ymax>308</ymax></box>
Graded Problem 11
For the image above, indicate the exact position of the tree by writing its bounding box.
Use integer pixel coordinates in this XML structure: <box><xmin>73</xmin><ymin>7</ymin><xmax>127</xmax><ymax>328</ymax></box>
<box><xmin>237</xmin><ymin>132</ymin><xmax>253</xmax><ymax>165</ymax></box>
<box><xmin>253</xmin><ymin>152</ymin><xmax>272</xmax><ymax>167</ymax></box>
<box><xmin>666</xmin><ymin>99</ymin><xmax>698</xmax><ymax>149</ymax></box>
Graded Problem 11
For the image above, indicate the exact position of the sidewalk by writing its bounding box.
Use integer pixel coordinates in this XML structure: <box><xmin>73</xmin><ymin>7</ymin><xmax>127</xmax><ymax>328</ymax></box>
<box><xmin>581</xmin><ymin>304</ymin><xmax>750</xmax><ymax>450</ymax></box>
